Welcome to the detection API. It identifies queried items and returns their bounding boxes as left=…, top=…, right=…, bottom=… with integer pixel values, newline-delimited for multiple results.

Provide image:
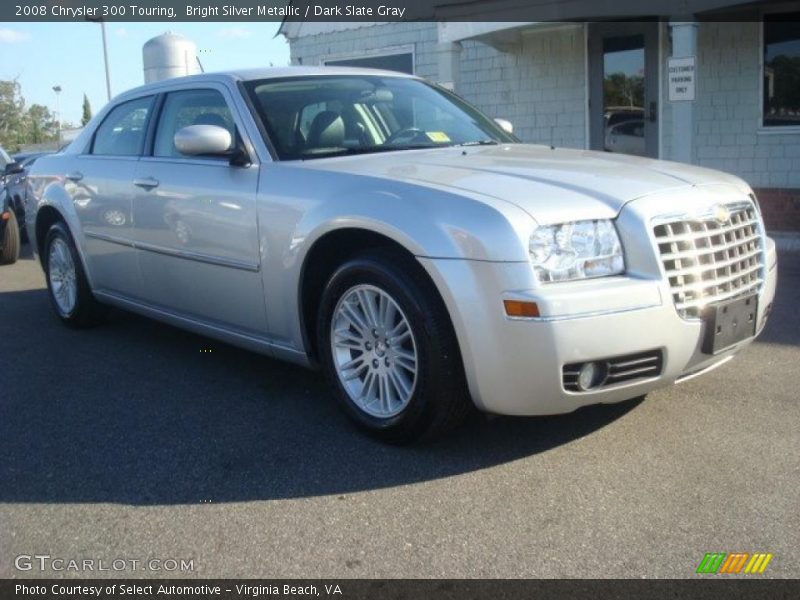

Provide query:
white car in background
left=605, top=119, right=646, bottom=156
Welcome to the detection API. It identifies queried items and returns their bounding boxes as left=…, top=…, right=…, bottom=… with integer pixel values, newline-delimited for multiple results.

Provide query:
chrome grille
left=653, top=202, right=764, bottom=319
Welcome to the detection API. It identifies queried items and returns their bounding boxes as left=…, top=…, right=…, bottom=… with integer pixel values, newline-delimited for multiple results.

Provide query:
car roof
left=116, top=66, right=417, bottom=101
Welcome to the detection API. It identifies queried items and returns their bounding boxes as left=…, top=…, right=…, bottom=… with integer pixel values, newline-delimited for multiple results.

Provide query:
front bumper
left=419, top=236, right=777, bottom=416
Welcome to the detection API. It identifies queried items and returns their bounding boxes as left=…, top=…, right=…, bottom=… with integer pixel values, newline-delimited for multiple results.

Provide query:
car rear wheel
left=0, top=211, right=20, bottom=264
left=44, top=222, right=107, bottom=327
left=317, top=249, right=471, bottom=443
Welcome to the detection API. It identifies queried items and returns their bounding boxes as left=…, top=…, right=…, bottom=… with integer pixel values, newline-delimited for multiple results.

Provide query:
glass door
left=589, top=22, right=659, bottom=158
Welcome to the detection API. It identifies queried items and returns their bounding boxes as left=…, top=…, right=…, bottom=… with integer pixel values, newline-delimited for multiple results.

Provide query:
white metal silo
left=142, top=32, right=200, bottom=84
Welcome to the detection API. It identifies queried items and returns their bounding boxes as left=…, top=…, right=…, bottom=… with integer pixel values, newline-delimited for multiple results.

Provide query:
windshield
left=244, top=75, right=518, bottom=160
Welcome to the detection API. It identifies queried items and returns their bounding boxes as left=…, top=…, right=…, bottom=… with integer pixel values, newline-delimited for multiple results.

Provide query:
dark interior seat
left=306, top=110, right=345, bottom=150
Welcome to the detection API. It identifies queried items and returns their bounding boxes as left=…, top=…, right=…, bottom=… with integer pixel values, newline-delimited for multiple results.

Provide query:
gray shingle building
left=280, top=3, right=800, bottom=231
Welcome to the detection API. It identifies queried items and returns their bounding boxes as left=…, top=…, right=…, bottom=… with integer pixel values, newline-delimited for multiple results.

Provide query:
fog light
left=577, top=361, right=608, bottom=391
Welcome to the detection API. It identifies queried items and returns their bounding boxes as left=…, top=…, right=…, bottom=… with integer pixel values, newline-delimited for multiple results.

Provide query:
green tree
left=81, top=93, right=92, bottom=126
left=0, top=80, right=26, bottom=151
left=603, top=72, right=644, bottom=108
left=0, top=80, right=59, bottom=151
left=26, top=104, right=57, bottom=144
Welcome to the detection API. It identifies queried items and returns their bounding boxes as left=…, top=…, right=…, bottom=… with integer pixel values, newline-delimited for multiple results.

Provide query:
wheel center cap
left=375, top=340, right=388, bottom=357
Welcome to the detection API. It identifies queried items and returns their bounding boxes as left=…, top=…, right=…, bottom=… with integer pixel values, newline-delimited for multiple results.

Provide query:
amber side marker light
left=503, top=299, right=540, bottom=318
left=1, top=211, right=10, bottom=221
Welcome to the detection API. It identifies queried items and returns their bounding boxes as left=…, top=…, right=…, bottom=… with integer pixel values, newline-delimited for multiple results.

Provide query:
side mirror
left=4, top=161, right=24, bottom=176
left=494, top=118, right=514, bottom=135
left=174, top=125, right=233, bottom=156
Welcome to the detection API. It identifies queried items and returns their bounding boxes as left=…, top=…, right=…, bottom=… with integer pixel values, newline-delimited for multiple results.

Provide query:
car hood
left=301, top=144, right=750, bottom=224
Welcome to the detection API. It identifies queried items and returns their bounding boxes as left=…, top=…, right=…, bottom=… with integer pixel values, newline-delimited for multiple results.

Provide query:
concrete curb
left=770, top=232, right=800, bottom=253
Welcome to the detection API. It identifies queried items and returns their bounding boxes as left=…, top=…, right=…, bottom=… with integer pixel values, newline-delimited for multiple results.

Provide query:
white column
left=435, top=41, right=462, bottom=91
left=669, top=21, right=698, bottom=164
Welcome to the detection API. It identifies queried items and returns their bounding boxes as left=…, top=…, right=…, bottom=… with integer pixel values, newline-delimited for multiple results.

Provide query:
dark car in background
left=1, top=146, right=30, bottom=264
left=7, top=152, right=52, bottom=239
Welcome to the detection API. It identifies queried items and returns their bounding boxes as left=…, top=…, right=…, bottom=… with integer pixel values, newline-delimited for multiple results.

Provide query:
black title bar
left=2, top=0, right=784, bottom=22
left=2, top=580, right=800, bottom=600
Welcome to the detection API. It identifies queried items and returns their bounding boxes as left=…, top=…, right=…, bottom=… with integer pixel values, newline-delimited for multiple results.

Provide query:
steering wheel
left=384, top=127, right=427, bottom=145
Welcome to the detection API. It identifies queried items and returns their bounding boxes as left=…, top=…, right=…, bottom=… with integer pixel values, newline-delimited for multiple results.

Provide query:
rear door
left=72, top=95, right=154, bottom=297
left=130, top=85, right=267, bottom=335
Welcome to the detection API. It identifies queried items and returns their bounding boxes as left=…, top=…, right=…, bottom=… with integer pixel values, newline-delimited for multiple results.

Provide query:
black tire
left=10, top=197, right=28, bottom=243
left=317, top=248, right=471, bottom=443
left=0, top=211, right=20, bottom=264
left=43, top=221, right=107, bottom=327
left=16, top=203, right=29, bottom=244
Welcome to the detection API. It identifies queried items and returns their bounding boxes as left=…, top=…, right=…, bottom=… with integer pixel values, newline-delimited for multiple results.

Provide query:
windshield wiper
left=300, top=145, right=443, bottom=159
left=459, top=140, right=499, bottom=147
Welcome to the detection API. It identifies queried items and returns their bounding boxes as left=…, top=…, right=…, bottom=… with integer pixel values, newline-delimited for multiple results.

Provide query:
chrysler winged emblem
left=711, top=204, right=730, bottom=225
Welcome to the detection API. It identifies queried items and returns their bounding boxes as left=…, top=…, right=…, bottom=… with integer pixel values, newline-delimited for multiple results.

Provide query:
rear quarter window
left=91, top=96, right=154, bottom=156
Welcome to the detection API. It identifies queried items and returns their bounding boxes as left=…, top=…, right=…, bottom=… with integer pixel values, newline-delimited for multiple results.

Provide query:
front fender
left=275, top=167, right=536, bottom=264
left=256, top=165, right=535, bottom=354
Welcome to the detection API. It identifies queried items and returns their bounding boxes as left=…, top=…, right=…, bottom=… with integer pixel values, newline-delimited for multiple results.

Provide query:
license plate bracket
left=702, top=294, right=758, bottom=355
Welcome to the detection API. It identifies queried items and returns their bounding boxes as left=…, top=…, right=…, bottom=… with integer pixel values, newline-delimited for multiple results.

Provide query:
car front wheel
left=317, top=249, right=471, bottom=443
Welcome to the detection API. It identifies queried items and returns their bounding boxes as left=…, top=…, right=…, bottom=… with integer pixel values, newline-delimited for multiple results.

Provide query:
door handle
left=65, top=171, right=83, bottom=182
left=649, top=101, right=657, bottom=123
left=133, top=177, right=159, bottom=190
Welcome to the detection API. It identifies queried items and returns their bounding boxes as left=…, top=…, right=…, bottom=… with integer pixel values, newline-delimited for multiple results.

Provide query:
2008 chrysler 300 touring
left=27, top=67, right=778, bottom=442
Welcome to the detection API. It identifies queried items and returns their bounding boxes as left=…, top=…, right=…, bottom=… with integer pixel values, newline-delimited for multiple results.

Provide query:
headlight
left=528, top=219, right=624, bottom=283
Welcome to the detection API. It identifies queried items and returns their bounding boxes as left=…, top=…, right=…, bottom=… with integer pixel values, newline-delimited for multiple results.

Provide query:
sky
left=0, top=22, right=290, bottom=125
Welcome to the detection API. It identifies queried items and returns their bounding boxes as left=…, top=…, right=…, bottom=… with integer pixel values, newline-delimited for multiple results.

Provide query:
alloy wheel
left=330, top=284, right=418, bottom=418
left=48, top=237, right=78, bottom=315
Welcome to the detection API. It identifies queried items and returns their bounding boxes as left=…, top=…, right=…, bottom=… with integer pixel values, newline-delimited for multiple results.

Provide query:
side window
left=763, top=13, right=800, bottom=128
left=92, top=96, right=153, bottom=156
left=154, top=89, right=235, bottom=159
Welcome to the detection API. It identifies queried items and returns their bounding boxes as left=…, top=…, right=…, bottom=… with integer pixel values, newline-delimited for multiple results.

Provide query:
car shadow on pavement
left=0, top=288, right=642, bottom=505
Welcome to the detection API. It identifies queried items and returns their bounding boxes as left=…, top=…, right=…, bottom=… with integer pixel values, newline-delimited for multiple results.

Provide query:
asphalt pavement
left=1, top=244, right=798, bottom=578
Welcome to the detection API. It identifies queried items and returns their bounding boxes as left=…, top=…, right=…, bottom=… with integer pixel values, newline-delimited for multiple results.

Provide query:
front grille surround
left=653, top=201, right=765, bottom=319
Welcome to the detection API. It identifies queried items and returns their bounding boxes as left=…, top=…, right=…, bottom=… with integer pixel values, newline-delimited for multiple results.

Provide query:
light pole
left=86, top=17, right=112, bottom=101
left=52, top=85, right=62, bottom=147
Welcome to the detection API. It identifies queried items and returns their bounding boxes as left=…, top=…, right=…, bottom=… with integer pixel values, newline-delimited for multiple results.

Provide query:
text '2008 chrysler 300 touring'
left=26, top=67, right=778, bottom=442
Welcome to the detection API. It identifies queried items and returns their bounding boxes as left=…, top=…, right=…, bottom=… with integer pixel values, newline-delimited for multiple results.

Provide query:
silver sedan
left=27, top=67, right=777, bottom=442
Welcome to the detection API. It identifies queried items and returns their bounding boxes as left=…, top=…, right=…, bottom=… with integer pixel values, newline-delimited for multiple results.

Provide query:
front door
left=589, top=22, right=659, bottom=158
left=131, top=86, right=267, bottom=335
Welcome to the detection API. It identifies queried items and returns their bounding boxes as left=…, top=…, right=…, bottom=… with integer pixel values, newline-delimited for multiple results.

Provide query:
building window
left=325, top=52, right=414, bottom=75
left=763, top=13, right=800, bottom=128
